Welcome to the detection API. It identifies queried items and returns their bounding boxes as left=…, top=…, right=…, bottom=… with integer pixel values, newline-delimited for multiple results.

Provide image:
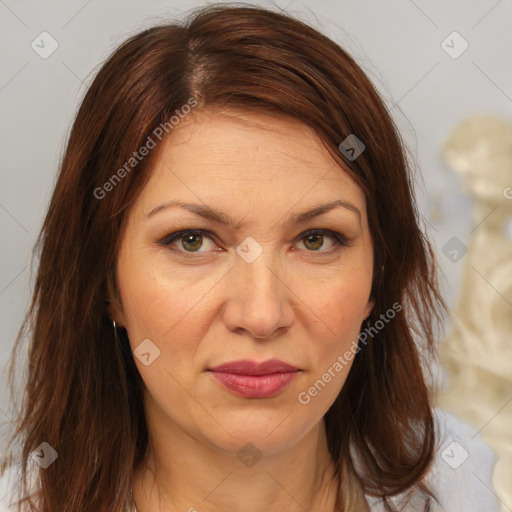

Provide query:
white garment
left=366, top=409, right=503, bottom=511
left=0, top=409, right=502, bottom=512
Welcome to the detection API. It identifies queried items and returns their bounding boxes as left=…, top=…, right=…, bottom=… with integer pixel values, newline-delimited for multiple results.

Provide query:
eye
left=158, top=229, right=219, bottom=255
left=157, top=228, right=348, bottom=257
left=297, top=229, right=348, bottom=254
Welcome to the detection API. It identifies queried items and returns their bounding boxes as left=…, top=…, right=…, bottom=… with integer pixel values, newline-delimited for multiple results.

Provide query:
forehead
left=139, top=108, right=366, bottom=212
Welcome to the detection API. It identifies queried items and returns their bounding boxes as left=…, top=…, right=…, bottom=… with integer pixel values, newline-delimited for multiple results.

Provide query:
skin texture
left=113, top=109, right=375, bottom=512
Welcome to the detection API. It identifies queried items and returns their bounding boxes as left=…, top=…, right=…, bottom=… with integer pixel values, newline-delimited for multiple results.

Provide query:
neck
left=132, top=416, right=338, bottom=512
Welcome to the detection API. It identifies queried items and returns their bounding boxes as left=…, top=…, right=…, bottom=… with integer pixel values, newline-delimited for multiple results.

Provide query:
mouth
left=208, top=359, right=301, bottom=398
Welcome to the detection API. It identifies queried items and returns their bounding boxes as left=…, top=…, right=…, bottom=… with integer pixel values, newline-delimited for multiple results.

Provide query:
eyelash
left=157, top=228, right=348, bottom=258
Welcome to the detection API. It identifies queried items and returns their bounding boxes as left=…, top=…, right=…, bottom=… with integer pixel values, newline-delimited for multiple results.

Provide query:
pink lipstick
left=208, top=359, right=300, bottom=398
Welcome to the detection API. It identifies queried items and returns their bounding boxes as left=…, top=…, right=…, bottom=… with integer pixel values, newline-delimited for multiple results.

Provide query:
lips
left=209, top=359, right=299, bottom=375
left=208, top=359, right=300, bottom=398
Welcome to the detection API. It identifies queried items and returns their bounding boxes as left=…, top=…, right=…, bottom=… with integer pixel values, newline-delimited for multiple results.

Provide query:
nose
left=221, top=250, right=295, bottom=340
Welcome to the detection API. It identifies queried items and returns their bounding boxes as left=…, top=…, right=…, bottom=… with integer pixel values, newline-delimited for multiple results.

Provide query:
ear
left=108, top=299, right=127, bottom=328
left=106, top=269, right=127, bottom=327
left=363, top=297, right=375, bottom=320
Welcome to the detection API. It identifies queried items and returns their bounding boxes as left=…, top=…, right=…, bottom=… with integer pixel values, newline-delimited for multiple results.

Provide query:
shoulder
left=366, top=408, right=502, bottom=511
left=425, top=408, right=502, bottom=511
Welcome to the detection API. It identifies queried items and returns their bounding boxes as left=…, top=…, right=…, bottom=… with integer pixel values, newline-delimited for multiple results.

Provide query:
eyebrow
left=147, top=199, right=361, bottom=228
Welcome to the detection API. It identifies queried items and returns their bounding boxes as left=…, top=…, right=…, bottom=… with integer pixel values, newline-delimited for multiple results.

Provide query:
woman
left=1, top=4, right=501, bottom=511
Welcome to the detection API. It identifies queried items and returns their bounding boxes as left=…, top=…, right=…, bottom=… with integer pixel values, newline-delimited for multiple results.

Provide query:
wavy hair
left=4, top=3, right=445, bottom=511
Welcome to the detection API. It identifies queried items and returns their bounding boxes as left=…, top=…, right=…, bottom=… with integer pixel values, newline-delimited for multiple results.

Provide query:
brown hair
left=4, top=3, right=445, bottom=511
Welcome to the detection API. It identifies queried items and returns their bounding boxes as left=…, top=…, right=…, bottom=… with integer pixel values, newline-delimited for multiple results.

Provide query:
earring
left=112, top=319, right=122, bottom=348
left=112, top=319, right=127, bottom=358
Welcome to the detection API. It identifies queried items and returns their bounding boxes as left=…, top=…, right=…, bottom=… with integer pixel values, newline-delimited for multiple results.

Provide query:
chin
left=201, top=409, right=313, bottom=457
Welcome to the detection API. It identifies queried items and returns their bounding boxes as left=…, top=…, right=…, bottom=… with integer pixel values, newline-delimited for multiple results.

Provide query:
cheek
left=117, top=247, right=201, bottom=337
left=302, top=269, right=372, bottom=338
left=298, top=274, right=371, bottom=394
left=116, top=248, right=223, bottom=384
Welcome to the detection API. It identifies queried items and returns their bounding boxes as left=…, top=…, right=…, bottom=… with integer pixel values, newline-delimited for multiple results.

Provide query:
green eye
left=303, top=233, right=324, bottom=251
left=158, top=228, right=347, bottom=256
left=159, top=230, right=215, bottom=253
left=180, top=233, right=204, bottom=252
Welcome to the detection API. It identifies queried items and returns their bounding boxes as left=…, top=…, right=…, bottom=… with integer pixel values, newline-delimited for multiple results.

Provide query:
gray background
left=1, top=0, right=511, bottom=455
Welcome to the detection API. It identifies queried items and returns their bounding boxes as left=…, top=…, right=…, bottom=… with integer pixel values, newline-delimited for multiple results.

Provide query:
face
left=114, top=108, right=374, bottom=457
